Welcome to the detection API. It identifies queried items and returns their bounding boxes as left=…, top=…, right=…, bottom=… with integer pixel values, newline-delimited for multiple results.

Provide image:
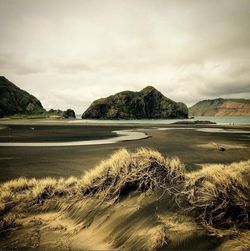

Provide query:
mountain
left=82, top=86, right=188, bottom=119
left=0, top=76, right=45, bottom=117
left=189, top=98, right=250, bottom=116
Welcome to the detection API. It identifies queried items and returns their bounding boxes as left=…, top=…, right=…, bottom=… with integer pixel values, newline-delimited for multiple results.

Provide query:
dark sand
left=0, top=120, right=250, bottom=182
left=0, top=120, right=250, bottom=251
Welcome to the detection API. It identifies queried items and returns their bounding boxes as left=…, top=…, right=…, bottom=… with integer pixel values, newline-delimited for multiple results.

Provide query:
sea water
left=75, top=116, right=250, bottom=125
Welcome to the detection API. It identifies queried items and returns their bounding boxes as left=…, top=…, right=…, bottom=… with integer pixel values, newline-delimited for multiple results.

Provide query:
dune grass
left=183, top=161, right=249, bottom=228
left=0, top=148, right=249, bottom=250
left=81, top=148, right=185, bottom=202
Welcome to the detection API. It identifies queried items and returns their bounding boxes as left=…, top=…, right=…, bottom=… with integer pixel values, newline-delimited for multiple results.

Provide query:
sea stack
left=62, top=109, right=76, bottom=119
left=82, top=86, right=188, bottom=119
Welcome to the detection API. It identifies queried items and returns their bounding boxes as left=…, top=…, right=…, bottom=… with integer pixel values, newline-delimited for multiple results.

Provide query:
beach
left=0, top=119, right=250, bottom=182
left=0, top=118, right=250, bottom=250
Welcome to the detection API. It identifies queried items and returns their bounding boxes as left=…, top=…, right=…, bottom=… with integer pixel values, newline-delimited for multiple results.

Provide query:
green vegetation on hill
left=82, top=86, right=188, bottom=119
left=0, top=77, right=76, bottom=119
left=227, top=98, right=250, bottom=104
left=0, top=76, right=45, bottom=118
left=5, top=109, right=76, bottom=119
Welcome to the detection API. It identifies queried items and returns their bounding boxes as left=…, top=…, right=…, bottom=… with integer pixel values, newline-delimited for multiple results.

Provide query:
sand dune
left=0, top=148, right=249, bottom=250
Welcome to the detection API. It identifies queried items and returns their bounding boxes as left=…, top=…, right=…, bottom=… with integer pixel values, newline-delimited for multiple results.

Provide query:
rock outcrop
left=0, top=76, right=45, bottom=117
left=189, top=98, right=250, bottom=116
left=62, top=109, right=76, bottom=119
left=82, top=86, right=188, bottom=119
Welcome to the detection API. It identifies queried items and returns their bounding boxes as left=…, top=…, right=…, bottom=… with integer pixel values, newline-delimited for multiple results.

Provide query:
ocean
left=75, top=115, right=250, bottom=125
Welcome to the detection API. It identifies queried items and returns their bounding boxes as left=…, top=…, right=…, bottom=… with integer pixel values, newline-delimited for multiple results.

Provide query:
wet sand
left=0, top=120, right=250, bottom=250
left=0, top=120, right=250, bottom=182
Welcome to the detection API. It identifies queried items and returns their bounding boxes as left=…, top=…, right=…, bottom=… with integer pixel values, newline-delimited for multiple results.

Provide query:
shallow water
left=158, top=127, right=250, bottom=133
left=0, top=130, right=148, bottom=147
left=72, top=116, right=250, bottom=125
left=196, top=128, right=250, bottom=133
left=0, top=126, right=249, bottom=147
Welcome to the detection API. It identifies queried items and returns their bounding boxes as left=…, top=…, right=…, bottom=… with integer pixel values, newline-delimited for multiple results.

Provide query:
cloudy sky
left=0, top=0, right=250, bottom=113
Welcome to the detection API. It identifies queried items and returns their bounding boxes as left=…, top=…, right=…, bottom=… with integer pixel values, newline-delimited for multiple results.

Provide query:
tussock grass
left=81, top=148, right=185, bottom=202
left=0, top=148, right=185, bottom=222
left=0, top=148, right=249, bottom=250
left=183, top=161, right=250, bottom=228
left=0, top=214, right=18, bottom=234
left=146, top=224, right=168, bottom=250
left=0, top=176, right=80, bottom=217
left=216, top=231, right=250, bottom=251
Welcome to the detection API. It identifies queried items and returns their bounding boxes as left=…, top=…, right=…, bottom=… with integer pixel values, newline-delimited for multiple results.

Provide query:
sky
left=0, top=0, right=250, bottom=113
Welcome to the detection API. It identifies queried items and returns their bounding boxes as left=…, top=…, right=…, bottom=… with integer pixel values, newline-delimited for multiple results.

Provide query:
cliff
left=189, top=98, right=250, bottom=116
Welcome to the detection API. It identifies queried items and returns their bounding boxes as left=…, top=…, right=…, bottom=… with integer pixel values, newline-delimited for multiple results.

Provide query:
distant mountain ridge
left=189, top=98, right=250, bottom=116
left=0, top=76, right=45, bottom=117
left=82, top=86, right=188, bottom=119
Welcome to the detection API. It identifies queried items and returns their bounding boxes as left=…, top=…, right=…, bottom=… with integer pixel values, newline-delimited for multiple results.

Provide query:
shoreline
left=1, top=115, right=250, bottom=127
left=0, top=121, right=249, bottom=182
left=0, top=126, right=250, bottom=146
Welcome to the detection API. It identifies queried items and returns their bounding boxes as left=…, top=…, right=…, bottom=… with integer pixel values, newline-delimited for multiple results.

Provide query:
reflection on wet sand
left=0, top=130, right=149, bottom=147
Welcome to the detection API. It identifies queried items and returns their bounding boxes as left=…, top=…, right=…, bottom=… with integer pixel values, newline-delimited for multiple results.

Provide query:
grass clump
left=183, top=161, right=250, bottom=228
left=81, top=148, right=185, bottom=202
left=146, top=224, right=168, bottom=250
left=0, top=148, right=249, bottom=250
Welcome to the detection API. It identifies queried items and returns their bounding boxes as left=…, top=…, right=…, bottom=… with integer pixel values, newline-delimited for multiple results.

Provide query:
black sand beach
left=0, top=120, right=250, bottom=182
left=0, top=120, right=250, bottom=250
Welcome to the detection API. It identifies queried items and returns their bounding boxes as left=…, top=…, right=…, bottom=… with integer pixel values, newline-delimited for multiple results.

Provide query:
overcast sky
left=0, top=0, right=250, bottom=113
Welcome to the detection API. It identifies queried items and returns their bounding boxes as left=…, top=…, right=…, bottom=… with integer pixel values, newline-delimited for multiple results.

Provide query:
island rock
left=82, top=86, right=188, bottom=119
left=62, top=109, right=76, bottom=119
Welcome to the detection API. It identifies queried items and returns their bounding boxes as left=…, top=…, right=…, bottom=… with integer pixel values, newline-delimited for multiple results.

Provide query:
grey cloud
left=53, top=60, right=95, bottom=73
left=201, top=82, right=250, bottom=96
left=0, top=0, right=250, bottom=112
left=0, top=54, right=43, bottom=75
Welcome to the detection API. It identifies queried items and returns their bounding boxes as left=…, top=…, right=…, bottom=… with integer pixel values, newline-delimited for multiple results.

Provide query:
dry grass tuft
left=0, top=148, right=249, bottom=250
left=0, top=214, right=18, bottom=234
left=216, top=230, right=250, bottom=251
left=80, top=148, right=185, bottom=201
left=146, top=224, right=168, bottom=251
left=0, top=148, right=185, bottom=233
left=183, top=161, right=250, bottom=227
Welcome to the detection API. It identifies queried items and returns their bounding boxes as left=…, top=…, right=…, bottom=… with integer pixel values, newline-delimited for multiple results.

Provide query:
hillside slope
left=189, top=98, right=250, bottom=116
left=0, top=76, right=45, bottom=117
